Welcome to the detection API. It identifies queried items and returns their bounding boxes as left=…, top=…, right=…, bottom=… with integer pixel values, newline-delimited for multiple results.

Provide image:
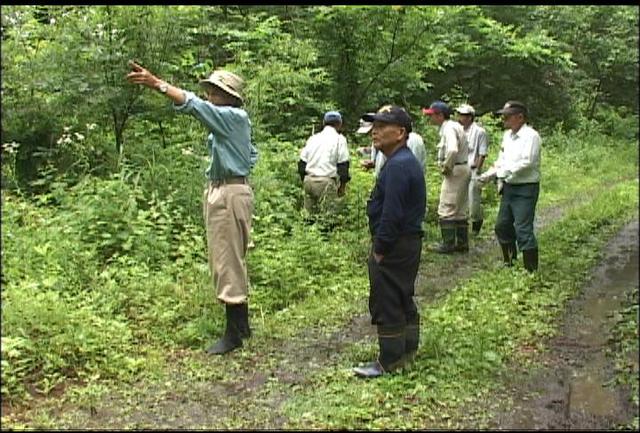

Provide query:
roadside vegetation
left=1, top=5, right=638, bottom=429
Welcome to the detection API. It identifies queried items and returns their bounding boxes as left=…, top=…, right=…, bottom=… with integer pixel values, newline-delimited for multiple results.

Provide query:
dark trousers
left=495, top=183, right=539, bottom=251
left=367, top=235, right=422, bottom=327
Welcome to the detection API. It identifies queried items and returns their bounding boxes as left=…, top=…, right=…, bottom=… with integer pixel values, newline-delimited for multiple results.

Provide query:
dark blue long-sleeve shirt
left=367, top=146, right=426, bottom=255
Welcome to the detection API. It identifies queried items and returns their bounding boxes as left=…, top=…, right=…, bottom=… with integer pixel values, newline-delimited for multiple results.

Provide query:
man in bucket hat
left=478, top=100, right=541, bottom=272
left=353, top=105, right=425, bottom=378
left=127, top=61, right=258, bottom=354
left=423, top=100, right=471, bottom=253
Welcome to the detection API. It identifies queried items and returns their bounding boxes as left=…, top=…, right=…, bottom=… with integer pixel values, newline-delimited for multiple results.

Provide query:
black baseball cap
left=495, top=100, right=528, bottom=116
left=362, top=105, right=412, bottom=134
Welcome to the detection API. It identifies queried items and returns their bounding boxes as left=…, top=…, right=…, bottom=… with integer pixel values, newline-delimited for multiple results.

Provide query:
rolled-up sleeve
left=441, top=124, right=459, bottom=171
left=478, top=129, right=489, bottom=156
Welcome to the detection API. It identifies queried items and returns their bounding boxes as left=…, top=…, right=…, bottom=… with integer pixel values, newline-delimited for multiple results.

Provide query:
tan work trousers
left=468, top=168, right=484, bottom=222
left=303, top=176, right=338, bottom=214
left=438, top=164, right=471, bottom=221
left=203, top=182, right=254, bottom=304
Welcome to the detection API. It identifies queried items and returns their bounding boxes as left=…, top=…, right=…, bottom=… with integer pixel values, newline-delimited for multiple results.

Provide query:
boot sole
left=206, top=339, right=243, bottom=355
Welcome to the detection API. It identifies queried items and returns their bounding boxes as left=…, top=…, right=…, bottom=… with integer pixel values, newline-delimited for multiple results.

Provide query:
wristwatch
left=158, top=82, right=169, bottom=94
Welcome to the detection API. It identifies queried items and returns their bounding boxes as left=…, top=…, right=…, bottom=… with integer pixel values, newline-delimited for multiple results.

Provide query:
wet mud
left=489, top=219, right=639, bottom=430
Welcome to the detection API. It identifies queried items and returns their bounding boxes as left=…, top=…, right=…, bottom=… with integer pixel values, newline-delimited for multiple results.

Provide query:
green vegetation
left=280, top=179, right=638, bottom=429
left=1, top=5, right=638, bottom=429
left=609, top=285, right=640, bottom=431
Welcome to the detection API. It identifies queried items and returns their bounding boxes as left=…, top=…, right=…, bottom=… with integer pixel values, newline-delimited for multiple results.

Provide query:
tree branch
left=354, top=17, right=431, bottom=109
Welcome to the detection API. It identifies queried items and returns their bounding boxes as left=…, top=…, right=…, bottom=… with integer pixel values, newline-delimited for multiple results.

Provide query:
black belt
left=210, top=176, right=247, bottom=187
left=455, top=161, right=468, bottom=165
left=505, top=182, right=539, bottom=187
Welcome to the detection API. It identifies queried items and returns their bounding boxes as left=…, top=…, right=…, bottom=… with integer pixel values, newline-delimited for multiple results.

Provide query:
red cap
left=422, top=101, right=451, bottom=116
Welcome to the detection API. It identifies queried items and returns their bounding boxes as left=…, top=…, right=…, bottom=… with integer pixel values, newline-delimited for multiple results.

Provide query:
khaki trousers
left=203, top=182, right=254, bottom=304
left=303, top=176, right=338, bottom=214
left=438, top=164, right=471, bottom=221
left=468, top=168, right=483, bottom=222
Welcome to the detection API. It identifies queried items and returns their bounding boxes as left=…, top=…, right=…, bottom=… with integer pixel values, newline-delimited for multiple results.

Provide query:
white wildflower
left=2, top=141, right=20, bottom=153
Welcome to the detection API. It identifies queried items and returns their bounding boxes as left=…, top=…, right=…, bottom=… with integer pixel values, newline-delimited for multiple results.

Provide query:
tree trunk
left=113, top=111, right=123, bottom=155
left=588, top=79, right=602, bottom=120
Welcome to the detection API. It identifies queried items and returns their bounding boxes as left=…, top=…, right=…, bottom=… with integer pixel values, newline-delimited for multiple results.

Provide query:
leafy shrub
left=60, top=173, right=176, bottom=268
left=1, top=193, right=98, bottom=296
left=1, top=283, right=139, bottom=401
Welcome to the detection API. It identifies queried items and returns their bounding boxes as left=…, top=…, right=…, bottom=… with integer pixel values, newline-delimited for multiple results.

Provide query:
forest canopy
left=1, top=5, right=638, bottom=192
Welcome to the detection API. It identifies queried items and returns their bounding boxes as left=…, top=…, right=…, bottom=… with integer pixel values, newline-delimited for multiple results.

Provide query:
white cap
left=455, top=103, right=475, bottom=115
left=356, top=119, right=373, bottom=134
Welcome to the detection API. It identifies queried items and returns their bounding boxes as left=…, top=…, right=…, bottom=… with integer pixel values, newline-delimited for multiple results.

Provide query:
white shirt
left=463, top=122, right=488, bottom=168
left=494, top=124, right=541, bottom=184
left=371, top=146, right=386, bottom=178
left=407, top=132, right=426, bottom=171
left=437, top=120, right=468, bottom=169
left=300, top=126, right=349, bottom=178
left=371, top=132, right=426, bottom=178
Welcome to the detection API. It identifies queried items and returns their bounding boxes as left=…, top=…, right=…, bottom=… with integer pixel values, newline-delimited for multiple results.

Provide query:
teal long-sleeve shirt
left=173, top=91, right=258, bottom=181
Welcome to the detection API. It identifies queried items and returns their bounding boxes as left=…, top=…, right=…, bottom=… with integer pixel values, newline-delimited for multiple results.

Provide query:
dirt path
left=7, top=192, right=635, bottom=429
left=486, top=218, right=639, bottom=430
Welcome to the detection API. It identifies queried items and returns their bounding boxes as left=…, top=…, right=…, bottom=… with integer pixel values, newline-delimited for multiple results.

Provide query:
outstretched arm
left=126, top=60, right=186, bottom=105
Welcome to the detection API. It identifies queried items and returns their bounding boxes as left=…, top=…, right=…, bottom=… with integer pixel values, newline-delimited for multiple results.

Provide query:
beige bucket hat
left=199, top=70, right=244, bottom=102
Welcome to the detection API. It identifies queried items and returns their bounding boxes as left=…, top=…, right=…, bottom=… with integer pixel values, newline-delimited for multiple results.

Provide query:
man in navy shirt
left=353, top=105, right=426, bottom=378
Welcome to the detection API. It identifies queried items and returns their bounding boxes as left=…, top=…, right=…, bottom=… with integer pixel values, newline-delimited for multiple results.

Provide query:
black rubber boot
left=353, top=326, right=406, bottom=378
left=405, top=315, right=420, bottom=363
left=433, top=220, right=456, bottom=254
left=523, top=248, right=538, bottom=272
left=207, top=304, right=243, bottom=355
left=472, top=220, right=483, bottom=236
left=238, top=303, right=251, bottom=339
left=500, top=242, right=517, bottom=267
left=454, top=220, right=469, bottom=253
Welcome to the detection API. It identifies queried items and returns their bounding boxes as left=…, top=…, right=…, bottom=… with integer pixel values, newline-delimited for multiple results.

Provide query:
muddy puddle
left=491, top=219, right=639, bottom=430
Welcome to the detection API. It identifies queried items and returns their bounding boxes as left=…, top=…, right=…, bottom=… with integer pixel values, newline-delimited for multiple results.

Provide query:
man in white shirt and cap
left=298, top=111, right=351, bottom=219
left=478, top=101, right=541, bottom=272
left=455, top=103, right=489, bottom=236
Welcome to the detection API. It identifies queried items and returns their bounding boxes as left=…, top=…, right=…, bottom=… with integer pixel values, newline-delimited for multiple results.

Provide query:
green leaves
left=1, top=5, right=638, bottom=427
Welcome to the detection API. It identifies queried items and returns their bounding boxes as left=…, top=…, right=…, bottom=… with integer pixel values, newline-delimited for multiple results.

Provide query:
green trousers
left=494, top=182, right=539, bottom=251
